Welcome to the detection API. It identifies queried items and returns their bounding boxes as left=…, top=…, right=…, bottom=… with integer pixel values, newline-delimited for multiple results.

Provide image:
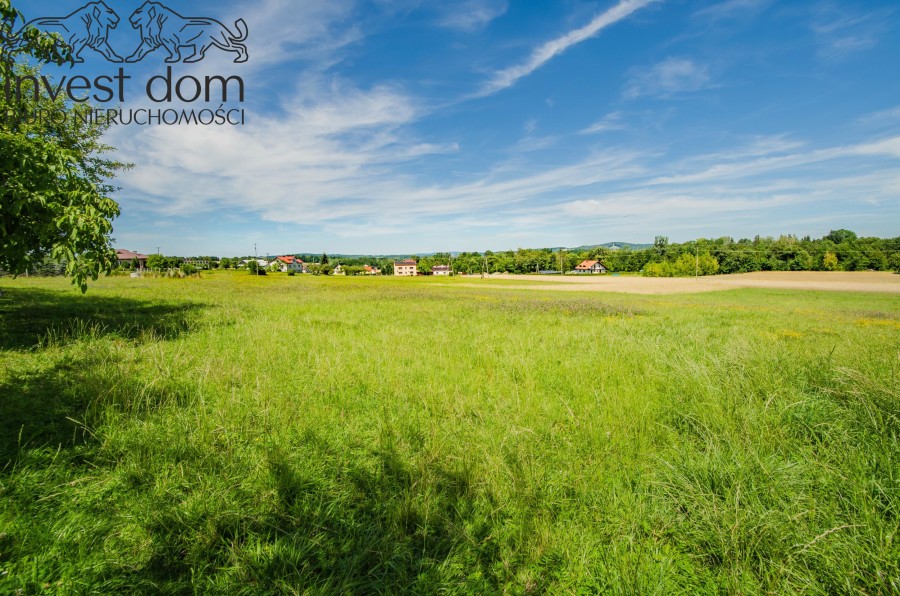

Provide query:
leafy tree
left=703, top=254, right=719, bottom=275
left=719, top=250, right=758, bottom=274
left=653, top=236, right=669, bottom=259
left=146, top=254, right=165, bottom=270
left=824, top=229, right=857, bottom=244
left=789, top=250, right=813, bottom=271
left=321, top=253, right=329, bottom=265
left=671, top=254, right=696, bottom=277
left=643, top=262, right=670, bottom=277
left=823, top=252, right=840, bottom=271
left=890, top=252, right=900, bottom=274
left=1, top=0, right=128, bottom=292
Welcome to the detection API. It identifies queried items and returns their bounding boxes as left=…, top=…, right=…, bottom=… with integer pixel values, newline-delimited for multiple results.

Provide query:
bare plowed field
left=453, top=271, right=900, bottom=294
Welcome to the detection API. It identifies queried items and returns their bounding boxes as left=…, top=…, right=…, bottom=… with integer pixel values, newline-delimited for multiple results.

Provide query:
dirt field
left=451, top=271, right=900, bottom=295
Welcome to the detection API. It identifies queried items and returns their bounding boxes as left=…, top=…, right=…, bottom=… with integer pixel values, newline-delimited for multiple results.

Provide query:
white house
left=575, top=260, right=608, bottom=274
left=273, top=256, right=308, bottom=273
left=240, top=259, right=271, bottom=269
left=394, top=260, right=417, bottom=276
left=432, top=265, right=452, bottom=276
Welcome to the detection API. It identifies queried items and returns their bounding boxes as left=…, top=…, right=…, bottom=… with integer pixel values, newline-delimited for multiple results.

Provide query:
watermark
left=2, top=1, right=249, bottom=126
left=124, top=2, right=248, bottom=64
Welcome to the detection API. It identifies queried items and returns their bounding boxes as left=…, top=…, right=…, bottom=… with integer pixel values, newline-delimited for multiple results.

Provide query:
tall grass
left=0, top=272, right=897, bottom=593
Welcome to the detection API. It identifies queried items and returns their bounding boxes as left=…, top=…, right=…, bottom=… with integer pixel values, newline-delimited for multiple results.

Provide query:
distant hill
left=282, top=243, right=653, bottom=261
left=569, top=242, right=653, bottom=252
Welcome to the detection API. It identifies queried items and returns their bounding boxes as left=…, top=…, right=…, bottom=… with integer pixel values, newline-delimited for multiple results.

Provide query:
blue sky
left=28, top=0, right=900, bottom=256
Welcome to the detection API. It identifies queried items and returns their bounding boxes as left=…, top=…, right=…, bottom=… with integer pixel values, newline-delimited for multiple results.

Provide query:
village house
left=432, top=265, right=452, bottom=276
left=273, top=256, right=308, bottom=273
left=575, top=260, right=609, bottom=274
left=394, top=260, right=417, bottom=276
left=116, top=249, right=149, bottom=269
left=363, top=265, right=381, bottom=275
left=239, top=259, right=270, bottom=269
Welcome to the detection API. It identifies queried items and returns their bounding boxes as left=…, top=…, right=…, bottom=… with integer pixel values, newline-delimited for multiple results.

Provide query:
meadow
left=0, top=271, right=897, bottom=594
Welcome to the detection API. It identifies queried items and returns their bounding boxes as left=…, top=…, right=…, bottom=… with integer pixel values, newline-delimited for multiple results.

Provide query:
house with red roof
left=575, top=260, right=608, bottom=274
left=116, top=249, right=149, bottom=269
left=273, top=256, right=308, bottom=273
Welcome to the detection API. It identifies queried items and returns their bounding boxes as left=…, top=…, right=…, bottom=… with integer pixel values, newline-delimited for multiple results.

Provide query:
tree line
left=413, top=232, right=899, bottom=276
left=112, top=231, right=899, bottom=279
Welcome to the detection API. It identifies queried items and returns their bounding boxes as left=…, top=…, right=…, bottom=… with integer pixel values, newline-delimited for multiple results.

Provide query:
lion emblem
left=126, top=2, right=248, bottom=64
left=15, top=1, right=124, bottom=63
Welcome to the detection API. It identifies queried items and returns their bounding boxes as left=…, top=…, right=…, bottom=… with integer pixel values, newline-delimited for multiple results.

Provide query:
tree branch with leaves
left=1, top=0, right=128, bottom=292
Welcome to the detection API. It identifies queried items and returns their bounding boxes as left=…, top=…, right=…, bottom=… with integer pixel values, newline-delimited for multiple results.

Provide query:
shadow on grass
left=132, top=438, right=508, bottom=593
left=0, top=360, right=92, bottom=470
left=0, top=286, right=205, bottom=468
left=0, top=286, right=204, bottom=351
left=0, top=288, right=522, bottom=592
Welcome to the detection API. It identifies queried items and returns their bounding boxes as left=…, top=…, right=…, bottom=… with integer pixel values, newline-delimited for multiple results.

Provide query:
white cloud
left=438, top=0, right=508, bottom=32
left=237, top=0, right=361, bottom=68
left=623, top=57, right=711, bottom=99
left=811, top=3, right=890, bottom=60
left=693, top=0, right=772, bottom=22
left=512, top=135, right=558, bottom=153
left=113, top=100, right=647, bottom=227
left=647, top=136, right=900, bottom=186
left=858, top=106, right=900, bottom=126
left=477, top=0, right=658, bottom=97
left=581, top=111, right=627, bottom=135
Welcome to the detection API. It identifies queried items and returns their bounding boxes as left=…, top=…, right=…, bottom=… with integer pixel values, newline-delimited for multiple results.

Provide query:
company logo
left=3, top=2, right=250, bottom=128
left=14, top=1, right=125, bottom=63
left=125, top=2, right=248, bottom=64
left=12, top=1, right=248, bottom=64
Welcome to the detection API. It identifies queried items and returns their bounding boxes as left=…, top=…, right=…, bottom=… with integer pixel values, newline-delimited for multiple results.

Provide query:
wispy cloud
left=811, top=3, right=891, bottom=60
left=437, top=0, right=508, bottom=32
left=623, top=57, right=711, bottom=99
left=648, top=136, right=900, bottom=186
left=239, top=0, right=361, bottom=68
left=858, top=106, right=900, bottom=127
left=693, top=0, right=772, bottom=22
left=581, top=111, right=627, bottom=135
left=542, top=136, right=900, bottom=237
left=477, top=0, right=658, bottom=97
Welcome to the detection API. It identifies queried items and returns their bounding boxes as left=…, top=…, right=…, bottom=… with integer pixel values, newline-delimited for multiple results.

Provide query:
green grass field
left=0, top=272, right=897, bottom=594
